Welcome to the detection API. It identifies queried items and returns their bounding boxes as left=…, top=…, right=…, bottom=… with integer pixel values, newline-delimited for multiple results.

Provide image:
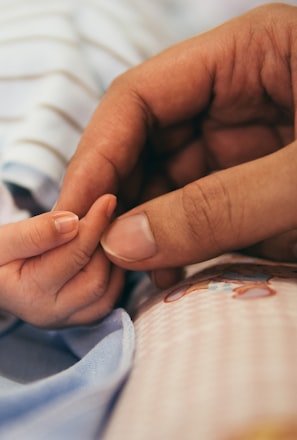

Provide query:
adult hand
left=56, top=3, right=297, bottom=287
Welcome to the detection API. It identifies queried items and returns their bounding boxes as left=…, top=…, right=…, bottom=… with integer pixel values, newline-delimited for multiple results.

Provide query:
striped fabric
left=2, top=0, right=295, bottom=213
left=0, top=0, right=177, bottom=210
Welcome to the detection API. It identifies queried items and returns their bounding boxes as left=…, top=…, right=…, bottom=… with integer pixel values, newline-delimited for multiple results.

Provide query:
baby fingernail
left=53, top=213, right=79, bottom=233
left=102, top=213, right=157, bottom=262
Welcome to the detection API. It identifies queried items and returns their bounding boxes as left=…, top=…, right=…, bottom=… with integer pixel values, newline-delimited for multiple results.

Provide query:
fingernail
left=102, top=213, right=157, bottom=262
left=106, top=195, right=117, bottom=219
left=53, top=213, right=79, bottom=233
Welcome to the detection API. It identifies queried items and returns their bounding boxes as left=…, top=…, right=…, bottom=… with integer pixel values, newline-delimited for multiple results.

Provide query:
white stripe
left=0, top=14, right=73, bottom=40
left=0, top=1, right=70, bottom=22
left=0, top=71, right=101, bottom=99
left=0, top=75, right=99, bottom=123
left=0, top=42, right=93, bottom=77
left=0, top=0, right=177, bottom=212
left=2, top=106, right=81, bottom=162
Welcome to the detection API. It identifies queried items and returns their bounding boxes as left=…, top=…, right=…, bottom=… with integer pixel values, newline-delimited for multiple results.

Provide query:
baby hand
left=0, top=195, right=124, bottom=328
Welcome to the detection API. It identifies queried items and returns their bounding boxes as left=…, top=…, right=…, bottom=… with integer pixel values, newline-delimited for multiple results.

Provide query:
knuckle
left=87, top=275, right=108, bottom=301
left=72, top=247, right=92, bottom=269
left=181, top=174, right=236, bottom=255
left=20, top=224, right=43, bottom=253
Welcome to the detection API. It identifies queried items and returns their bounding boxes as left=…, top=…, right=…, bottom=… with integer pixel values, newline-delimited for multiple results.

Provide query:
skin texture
left=55, top=4, right=297, bottom=288
left=0, top=195, right=124, bottom=328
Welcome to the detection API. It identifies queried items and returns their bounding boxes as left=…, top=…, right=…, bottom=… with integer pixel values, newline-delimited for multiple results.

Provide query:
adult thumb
left=101, top=142, right=297, bottom=271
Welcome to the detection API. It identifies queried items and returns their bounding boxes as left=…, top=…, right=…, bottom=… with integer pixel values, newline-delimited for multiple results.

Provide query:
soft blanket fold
left=0, top=308, right=134, bottom=440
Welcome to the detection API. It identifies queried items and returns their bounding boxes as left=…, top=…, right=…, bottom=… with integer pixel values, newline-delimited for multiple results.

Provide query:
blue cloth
left=0, top=308, right=134, bottom=439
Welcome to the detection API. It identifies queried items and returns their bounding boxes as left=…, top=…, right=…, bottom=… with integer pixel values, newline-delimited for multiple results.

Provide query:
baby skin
left=0, top=194, right=124, bottom=328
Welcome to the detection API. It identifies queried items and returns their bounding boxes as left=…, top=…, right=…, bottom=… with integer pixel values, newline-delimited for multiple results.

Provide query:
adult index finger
left=55, top=30, right=216, bottom=216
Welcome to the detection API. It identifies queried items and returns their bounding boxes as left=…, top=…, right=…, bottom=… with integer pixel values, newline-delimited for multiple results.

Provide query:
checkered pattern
left=103, top=255, right=297, bottom=440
